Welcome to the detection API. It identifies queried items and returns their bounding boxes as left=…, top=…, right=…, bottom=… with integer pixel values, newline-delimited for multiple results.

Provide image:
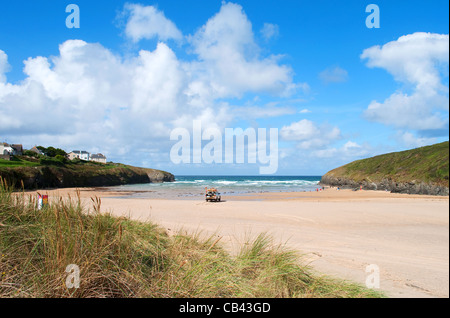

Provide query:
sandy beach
left=28, top=187, right=449, bottom=298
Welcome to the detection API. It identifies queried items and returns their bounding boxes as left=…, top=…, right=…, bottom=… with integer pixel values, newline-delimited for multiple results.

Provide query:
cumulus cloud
left=396, top=131, right=438, bottom=148
left=0, top=2, right=304, bottom=168
left=312, top=141, right=370, bottom=159
left=232, top=105, right=296, bottom=118
left=122, top=3, right=182, bottom=42
left=0, top=40, right=186, bottom=144
left=280, top=119, right=341, bottom=149
left=187, top=2, right=304, bottom=99
left=319, top=66, right=348, bottom=84
left=361, top=32, right=449, bottom=134
left=0, top=50, right=9, bottom=83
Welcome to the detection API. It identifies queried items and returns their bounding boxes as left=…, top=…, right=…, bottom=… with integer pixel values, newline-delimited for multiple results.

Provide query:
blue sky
left=0, top=0, right=448, bottom=175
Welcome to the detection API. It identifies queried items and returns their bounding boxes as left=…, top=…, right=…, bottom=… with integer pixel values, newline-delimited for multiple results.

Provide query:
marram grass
left=0, top=178, right=384, bottom=298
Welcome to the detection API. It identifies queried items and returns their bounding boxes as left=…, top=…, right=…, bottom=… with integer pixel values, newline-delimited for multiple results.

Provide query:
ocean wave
left=213, top=181, right=238, bottom=185
left=110, top=177, right=322, bottom=197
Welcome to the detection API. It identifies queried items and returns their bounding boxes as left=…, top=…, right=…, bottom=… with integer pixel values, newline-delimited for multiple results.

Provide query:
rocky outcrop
left=320, top=175, right=449, bottom=196
left=1, top=165, right=175, bottom=190
left=143, top=169, right=175, bottom=183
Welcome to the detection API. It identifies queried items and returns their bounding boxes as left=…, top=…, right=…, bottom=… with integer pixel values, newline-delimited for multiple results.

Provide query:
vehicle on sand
left=205, top=188, right=221, bottom=202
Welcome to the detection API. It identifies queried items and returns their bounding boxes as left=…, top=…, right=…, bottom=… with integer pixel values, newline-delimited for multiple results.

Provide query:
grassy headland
left=321, top=141, right=449, bottom=195
left=0, top=155, right=174, bottom=189
left=0, top=179, right=383, bottom=298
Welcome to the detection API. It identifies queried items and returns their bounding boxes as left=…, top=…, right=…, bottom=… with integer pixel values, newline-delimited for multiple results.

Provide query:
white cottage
left=68, top=150, right=90, bottom=161
left=0, top=143, right=13, bottom=155
left=90, top=153, right=107, bottom=164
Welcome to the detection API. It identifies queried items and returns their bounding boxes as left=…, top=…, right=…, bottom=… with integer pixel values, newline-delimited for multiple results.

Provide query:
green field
left=0, top=157, right=41, bottom=168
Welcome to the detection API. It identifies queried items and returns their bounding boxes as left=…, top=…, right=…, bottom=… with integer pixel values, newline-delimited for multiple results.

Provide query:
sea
left=103, top=175, right=322, bottom=199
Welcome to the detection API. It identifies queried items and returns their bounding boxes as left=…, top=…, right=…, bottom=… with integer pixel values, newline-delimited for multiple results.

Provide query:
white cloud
left=312, top=141, right=370, bottom=159
left=299, top=108, right=311, bottom=114
left=232, top=105, right=296, bottom=118
left=0, top=40, right=194, bottom=160
left=0, top=3, right=305, bottom=168
left=364, top=91, right=448, bottom=131
left=280, top=119, right=341, bottom=149
left=319, top=66, right=348, bottom=83
left=280, top=119, right=319, bottom=141
left=361, top=32, right=449, bottom=133
left=260, top=23, right=279, bottom=40
left=396, top=131, right=437, bottom=148
left=362, top=33, right=448, bottom=90
left=122, top=3, right=182, bottom=42
left=187, top=2, right=303, bottom=99
left=0, top=50, right=9, bottom=83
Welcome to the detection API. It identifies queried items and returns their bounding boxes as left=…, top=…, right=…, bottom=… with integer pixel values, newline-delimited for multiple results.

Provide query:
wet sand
left=26, top=187, right=449, bottom=298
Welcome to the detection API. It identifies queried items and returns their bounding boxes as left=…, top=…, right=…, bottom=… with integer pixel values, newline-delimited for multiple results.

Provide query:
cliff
left=0, top=160, right=175, bottom=189
left=320, top=141, right=449, bottom=196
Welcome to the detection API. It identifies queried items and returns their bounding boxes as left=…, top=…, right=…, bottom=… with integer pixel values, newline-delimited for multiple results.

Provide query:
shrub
left=37, top=146, right=67, bottom=158
left=55, top=155, right=68, bottom=164
left=23, top=150, right=39, bottom=158
left=39, top=157, right=64, bottom=166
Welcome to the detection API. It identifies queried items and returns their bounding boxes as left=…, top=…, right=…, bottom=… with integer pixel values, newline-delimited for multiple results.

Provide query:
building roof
left=30, top=146, right=43, bottom=154
left=91, top=153, right=106, bottom=159
left=71, top=150, right=90, bottom=154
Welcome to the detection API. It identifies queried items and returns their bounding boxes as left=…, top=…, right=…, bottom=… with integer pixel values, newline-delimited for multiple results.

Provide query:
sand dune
left=29, top=188, right=449, bottom=298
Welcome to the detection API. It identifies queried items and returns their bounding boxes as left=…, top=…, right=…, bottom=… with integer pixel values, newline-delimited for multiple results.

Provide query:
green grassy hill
left=321, top=141, right=449, bottom=195
left=0, top=156, right=174, bottom=189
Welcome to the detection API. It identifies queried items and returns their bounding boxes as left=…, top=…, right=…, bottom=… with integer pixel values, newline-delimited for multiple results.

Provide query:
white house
left=68, top=150, right=90, bottom=161
left=90, top=153, right=107, bottom=164
left=0, top=143, right=13, bottom=155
